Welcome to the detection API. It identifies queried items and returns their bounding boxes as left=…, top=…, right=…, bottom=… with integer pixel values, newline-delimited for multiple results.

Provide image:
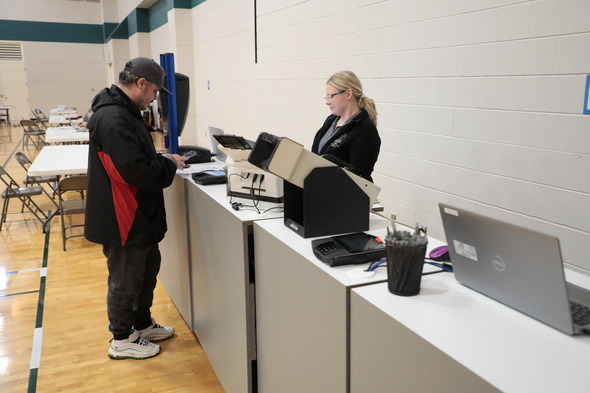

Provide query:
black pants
left=103, top=244, right=161, bottom=340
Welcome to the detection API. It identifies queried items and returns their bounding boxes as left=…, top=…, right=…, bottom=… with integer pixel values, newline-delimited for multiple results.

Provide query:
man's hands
left=163, top=154, right=189, bottom=170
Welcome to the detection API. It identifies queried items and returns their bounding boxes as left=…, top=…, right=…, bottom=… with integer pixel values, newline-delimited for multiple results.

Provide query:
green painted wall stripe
left=0, top=0, right=207, bottom=44
left=103, top=22, right=119, bottom=39
left=110, top=19, right=129, bottom=40
left=0, top=19, right=104, bottom=44
left=149, top=1, right=170, bottom=31
left=175, top=0, right=191, bottom=8
left=190, top=0, right=208, bottom=7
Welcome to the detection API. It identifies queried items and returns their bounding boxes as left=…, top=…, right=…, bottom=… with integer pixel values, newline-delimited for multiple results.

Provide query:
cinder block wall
left=189, top=0, right=590, bottom=272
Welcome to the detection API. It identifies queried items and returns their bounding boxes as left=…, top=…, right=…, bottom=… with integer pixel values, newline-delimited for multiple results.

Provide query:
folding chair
left=57, top=175, right=87, bottom=250
left=0, top=164, right=48, bottom=230
left=20, top=119, right=45, bottom=149
left=31, top=108, right=49, bottom=129
left=83, top=108, right=93, bottom=121
left=15, top=152, right=59, bottom=207
left=0, top=109, right=8, bottom=128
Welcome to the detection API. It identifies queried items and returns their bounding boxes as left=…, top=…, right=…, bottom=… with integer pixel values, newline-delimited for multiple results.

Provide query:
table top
left=28, top=145, right=88, bottom=176
left=0, top=105, right=15, bottom=110
left=352, top=269, right=590, bottom=393
left=45, top=126, right=89, bottom=144
left=48, top=115, right=84, bottom=126
left=50, top=108, right=77, bottom=115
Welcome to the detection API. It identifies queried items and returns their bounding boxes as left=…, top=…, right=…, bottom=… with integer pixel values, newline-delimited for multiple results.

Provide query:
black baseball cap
left=124, top=57, right=172, bottom=95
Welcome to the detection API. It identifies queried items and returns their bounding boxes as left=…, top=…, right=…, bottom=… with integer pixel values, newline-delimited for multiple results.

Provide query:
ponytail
left=358, top=95, right=377, bottom=126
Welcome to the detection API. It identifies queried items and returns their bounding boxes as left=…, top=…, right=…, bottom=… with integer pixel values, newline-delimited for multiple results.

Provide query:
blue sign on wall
left=584, top=75, right=590, bottom=115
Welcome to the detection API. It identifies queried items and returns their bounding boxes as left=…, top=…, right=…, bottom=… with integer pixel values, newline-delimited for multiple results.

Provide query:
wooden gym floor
left=0, top=124, right=225, bottom=392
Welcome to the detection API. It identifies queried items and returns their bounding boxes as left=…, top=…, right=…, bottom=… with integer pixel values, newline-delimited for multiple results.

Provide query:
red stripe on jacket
left=97, top=151, right=138, bottom=245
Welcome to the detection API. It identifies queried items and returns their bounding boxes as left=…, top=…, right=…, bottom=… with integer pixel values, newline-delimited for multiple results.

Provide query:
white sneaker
left=108, top=330, right=160, bottom=360
left=137, top=318, right=175, bottom=342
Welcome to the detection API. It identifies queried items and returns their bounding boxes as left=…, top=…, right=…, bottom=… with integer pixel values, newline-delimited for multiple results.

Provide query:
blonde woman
left=311, top=70, right=381, bottom=182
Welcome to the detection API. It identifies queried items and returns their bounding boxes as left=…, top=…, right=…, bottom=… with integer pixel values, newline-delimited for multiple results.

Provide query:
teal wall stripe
left=148, top=0, right=170, bottom=31
left=103, top=22, right=119, bottom=39
left=175, top=0, right=192, bottom=8
left=110, top=19, right=129, bottom=40
left=190, top=0, right=208, bottom=7
left=0, top=19, right=104, bottom=44
left=0, top=0, right=207, bottom=44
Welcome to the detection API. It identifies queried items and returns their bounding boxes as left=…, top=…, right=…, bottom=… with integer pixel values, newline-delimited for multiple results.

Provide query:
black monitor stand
left=284, top=166, right=370, bottom=238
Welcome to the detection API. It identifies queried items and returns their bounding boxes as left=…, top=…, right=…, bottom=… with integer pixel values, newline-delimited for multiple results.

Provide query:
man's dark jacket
left=311, top=108, right=380, bottom=182
left=84, top=85, right=177, bottom=246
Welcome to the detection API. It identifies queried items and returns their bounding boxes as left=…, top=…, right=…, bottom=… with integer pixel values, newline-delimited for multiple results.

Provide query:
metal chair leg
left=0, top=196, right=9, bottom=230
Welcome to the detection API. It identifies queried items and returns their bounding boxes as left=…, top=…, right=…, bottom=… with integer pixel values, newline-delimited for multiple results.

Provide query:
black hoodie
left=84, top=85, right=177, bottom=246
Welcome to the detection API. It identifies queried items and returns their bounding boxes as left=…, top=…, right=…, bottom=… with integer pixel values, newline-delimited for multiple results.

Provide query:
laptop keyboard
left=570, top=301, right=590, bottom=326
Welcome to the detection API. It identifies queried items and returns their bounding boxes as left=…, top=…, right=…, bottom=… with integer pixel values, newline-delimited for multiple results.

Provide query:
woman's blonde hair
left=327, top=70, right=377, bottom=125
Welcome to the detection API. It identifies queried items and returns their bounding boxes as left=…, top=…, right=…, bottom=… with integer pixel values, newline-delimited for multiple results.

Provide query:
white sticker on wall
left=444, top=207, right=459, bottom=216
left=453, top=240, right=478, bottom=261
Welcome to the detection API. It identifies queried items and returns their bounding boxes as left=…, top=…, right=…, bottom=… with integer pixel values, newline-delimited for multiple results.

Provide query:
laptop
left=439, top=203, right=590, bottom=335
left=208, top=126, right=227, bottom=162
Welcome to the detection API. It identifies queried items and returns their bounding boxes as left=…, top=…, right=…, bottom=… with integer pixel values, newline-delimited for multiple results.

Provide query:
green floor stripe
left=35, top=277, right=46, bottom=328
left=27, top=216, right=51, bottom=393
left=42, top=213, right=51, bottom=268
left=28, top=368, right=38, bottom=393
left=0, top=290, right=40, bottom=297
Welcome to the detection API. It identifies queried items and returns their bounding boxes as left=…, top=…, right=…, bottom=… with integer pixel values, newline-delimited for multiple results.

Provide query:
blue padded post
left=160, top=53, right=178, bottom=154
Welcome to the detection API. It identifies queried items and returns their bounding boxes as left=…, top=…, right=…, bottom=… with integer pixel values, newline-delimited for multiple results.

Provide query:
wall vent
left=0, top=42, right=23, bottom=62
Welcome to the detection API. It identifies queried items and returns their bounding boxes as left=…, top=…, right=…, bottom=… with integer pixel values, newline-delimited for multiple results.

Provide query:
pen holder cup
left=387, top=243, right=427, bottom=296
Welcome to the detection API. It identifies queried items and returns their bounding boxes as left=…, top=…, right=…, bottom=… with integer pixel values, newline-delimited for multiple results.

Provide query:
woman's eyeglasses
left=325, top=90, right=346, bottom=101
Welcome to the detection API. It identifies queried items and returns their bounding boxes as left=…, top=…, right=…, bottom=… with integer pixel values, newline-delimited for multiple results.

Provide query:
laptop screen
left=208, top=126, right=226, bottom=162
left=438, top=203, right=575, bottom=334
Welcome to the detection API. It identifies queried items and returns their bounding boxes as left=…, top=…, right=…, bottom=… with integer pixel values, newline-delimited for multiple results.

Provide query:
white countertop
left=352, top=269, right=590, bottom=393
left=178, top=160, right=285, bottom=222
left=254, top=215, right=447, bottom=287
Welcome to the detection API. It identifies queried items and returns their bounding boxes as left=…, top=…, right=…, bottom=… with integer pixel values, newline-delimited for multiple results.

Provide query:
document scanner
left=214, top=134, right=283, bottom=203
left=248, top=132, right=381, bottom=238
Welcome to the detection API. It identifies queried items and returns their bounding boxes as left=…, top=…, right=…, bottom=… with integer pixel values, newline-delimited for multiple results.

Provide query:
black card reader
left=312, top=232, right=386, bottom=267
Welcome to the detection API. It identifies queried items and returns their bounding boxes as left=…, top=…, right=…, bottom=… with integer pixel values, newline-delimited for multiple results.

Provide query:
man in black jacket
left=85, top=57, right=187, bottom=359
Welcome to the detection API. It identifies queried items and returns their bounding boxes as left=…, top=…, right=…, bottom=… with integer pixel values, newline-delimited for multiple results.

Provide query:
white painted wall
left=0, top=0, right=103, bottom=24
left=187, top=0, right=590, bottom=273
left=0, top=0, right=153, bottom=116
left=0, top=0, right=109, bottom=116
left=166, top=8, right=196, bottom=144
left=23, top=41, right=106, bottom=115
left=115, top=0, right=148, bottom=22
